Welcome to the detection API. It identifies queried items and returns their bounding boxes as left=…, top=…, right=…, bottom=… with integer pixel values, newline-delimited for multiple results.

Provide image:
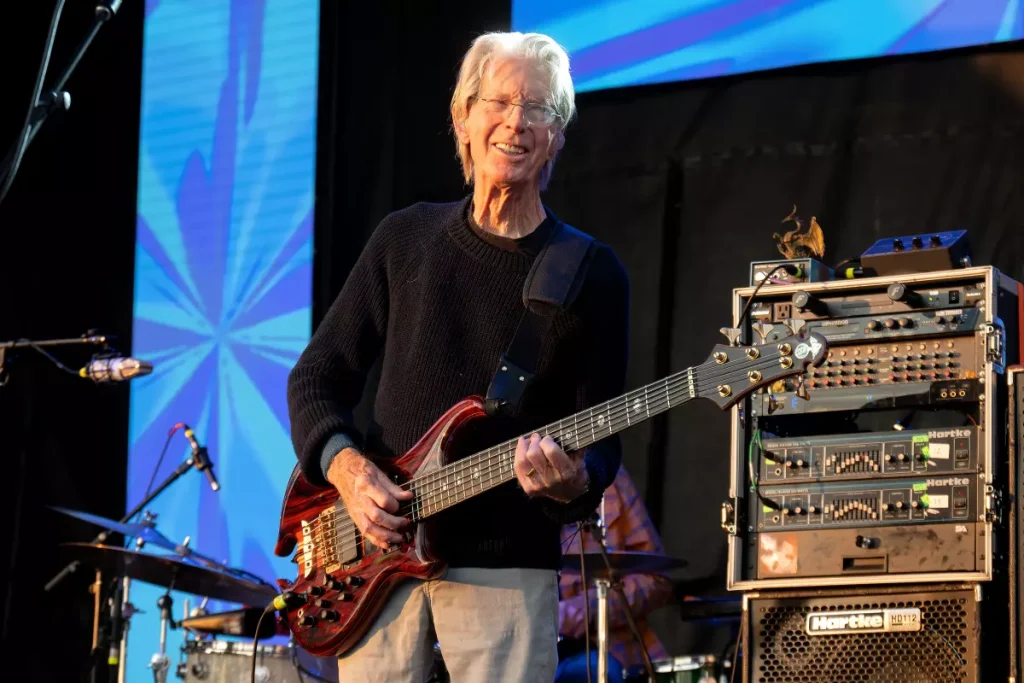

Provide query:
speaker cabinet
left=744, top=584, right=982, bottom=683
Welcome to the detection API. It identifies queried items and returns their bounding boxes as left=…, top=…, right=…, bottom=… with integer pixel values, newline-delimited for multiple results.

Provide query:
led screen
left=128, top=1, right=317, bottom=680
left=513, top=0, right=1024, bottom=92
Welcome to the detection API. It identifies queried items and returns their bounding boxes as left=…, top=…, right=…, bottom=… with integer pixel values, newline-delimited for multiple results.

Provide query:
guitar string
left=294, top=353, right=811, bottom=564
left=294, top=376, right=706, bottom=565
left=323, top=349, right=797, bottom=516
left=321, top=350, right=792, bottom=513
left=295, top=351, right=809, bottom=560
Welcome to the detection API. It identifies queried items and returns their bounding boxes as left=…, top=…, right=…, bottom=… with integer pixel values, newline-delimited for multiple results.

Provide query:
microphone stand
left=0, top=334, right=110, bottom=386
left=583, top=514, right=657, bottom=683
left=0, top=2, right=126, bottom=206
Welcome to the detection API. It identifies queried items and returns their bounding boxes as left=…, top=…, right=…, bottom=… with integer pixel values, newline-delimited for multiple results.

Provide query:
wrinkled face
left=457, top=57, right=564, bottom=189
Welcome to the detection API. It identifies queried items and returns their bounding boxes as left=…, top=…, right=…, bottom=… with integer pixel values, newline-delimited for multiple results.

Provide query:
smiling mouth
left=494, top=142, right=527, bottom=155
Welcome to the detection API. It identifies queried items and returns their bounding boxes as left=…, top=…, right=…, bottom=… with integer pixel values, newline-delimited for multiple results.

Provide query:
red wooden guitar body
left=273, top=397, right=487, bottom=657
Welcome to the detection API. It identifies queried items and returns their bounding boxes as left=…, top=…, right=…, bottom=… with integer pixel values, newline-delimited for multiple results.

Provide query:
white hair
left=450, top=32, right=576, bottom=189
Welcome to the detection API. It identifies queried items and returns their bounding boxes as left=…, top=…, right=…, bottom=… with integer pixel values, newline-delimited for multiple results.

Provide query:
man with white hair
left=287, top=31, right=630, bottom=682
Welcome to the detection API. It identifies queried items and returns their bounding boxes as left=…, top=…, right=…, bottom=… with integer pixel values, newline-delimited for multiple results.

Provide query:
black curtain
left=317, top=10, right=1024, bottom=658
left=0, top=3, right=142, bottom=680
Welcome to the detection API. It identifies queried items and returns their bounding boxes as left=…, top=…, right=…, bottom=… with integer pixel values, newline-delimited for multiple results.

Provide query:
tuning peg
left=782, top=318, right=807, bottom=335
left=751, top=322, right=775, bottom=343
left=719, top=327, right=743, bottom=346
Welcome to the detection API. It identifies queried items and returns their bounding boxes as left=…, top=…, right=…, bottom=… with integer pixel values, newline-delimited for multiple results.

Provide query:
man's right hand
left=326, top=447, right=414, bottom=548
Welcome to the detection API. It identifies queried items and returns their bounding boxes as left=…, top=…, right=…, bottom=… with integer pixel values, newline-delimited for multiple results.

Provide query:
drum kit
left=51, top=506, right=337, bottom=683
left=52, top=500, right=732, bottom=683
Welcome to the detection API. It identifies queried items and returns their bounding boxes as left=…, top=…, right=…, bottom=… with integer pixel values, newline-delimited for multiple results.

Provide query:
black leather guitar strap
left=484, top=221, right=595, bottom=417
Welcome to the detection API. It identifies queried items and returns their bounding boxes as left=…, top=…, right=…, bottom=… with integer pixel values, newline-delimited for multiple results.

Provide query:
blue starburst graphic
left=127, top=0, right=317, bottom=678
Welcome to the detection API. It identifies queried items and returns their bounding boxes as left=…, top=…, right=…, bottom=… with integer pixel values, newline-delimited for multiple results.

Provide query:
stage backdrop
left=128, top=0, right=317, bottom=680
left=513, top=0, right=1024, bottom=91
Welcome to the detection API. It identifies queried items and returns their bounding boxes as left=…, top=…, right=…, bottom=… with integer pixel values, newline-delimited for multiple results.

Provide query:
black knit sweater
left=287, top=196, right=629, bottom=569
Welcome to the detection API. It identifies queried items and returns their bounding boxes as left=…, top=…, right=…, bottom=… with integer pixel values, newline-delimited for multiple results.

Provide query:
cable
left=25, top=341, right=80, bottom=376
left=737, top=264, right=799, bottom=330
left=0, top=0, right=67, bottom=206
left=251, top=607, right=274, bottom=683
left=133, top=425, right=184, bottom=523
left=749, top=428, right=781, bottom=511
left=729, top=622, right=742, bottom=683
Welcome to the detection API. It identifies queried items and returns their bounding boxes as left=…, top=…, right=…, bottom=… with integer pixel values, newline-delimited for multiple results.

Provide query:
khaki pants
left=336, top=567, right=559, bottom=682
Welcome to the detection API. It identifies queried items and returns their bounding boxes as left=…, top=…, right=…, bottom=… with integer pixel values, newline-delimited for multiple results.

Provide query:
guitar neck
left=406, top=366, right=700, bottom=521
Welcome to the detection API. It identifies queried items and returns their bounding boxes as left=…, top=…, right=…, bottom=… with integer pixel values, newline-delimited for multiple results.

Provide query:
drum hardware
left=565, top=505, right=688, bottom=683
left=45, top=427, right=225, bottom=683
left=149, top=593, right=175, bottom=683
left=179, top=606, right=280, bottom=639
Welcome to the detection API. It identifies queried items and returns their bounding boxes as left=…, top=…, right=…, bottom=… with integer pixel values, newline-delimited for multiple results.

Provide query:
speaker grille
left=752, top=593, right=976, bottom=683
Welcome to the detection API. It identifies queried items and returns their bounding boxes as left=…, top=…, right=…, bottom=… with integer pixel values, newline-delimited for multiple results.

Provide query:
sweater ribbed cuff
left=320, top=432, right=357, bottom=481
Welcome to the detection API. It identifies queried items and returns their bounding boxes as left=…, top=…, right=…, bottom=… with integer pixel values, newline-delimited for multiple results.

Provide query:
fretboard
left=405, top=366, right=700, bottom=521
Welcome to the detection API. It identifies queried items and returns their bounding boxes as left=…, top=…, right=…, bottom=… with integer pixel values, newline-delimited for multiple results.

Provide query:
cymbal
left=51, top=507, right=178, bottom=552
left=61, top=543, right=278, bottom=606
left=560, top=551, right=687, bottom=577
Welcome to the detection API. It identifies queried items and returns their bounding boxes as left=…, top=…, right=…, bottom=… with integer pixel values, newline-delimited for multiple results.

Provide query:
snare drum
left=625, top=655, right=720, bottom=683
left=180, top=639, right=338, bottom=682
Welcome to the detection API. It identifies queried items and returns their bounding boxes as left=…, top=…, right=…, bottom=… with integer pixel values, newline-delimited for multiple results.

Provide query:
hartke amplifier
left=744, top=584, right=983, bottom=683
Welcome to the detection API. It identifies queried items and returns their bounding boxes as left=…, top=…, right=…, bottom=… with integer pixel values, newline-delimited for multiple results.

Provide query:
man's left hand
left=514, top=433, right=589, bottom=503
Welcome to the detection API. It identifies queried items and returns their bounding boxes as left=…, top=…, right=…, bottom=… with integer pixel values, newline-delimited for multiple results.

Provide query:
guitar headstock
left=698, top=330, right=828, bottom=409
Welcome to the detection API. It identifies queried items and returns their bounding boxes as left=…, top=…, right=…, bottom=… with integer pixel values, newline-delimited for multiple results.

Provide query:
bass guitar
left=273, top=330, right=827, bottom=656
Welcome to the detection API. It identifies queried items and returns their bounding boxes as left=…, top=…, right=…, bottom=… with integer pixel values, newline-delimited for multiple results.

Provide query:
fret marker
left=472, top=468, right=480, bottom=478
left=633, top=399, right=641, bottom=413
left=598, top=415, right=606, bottom=426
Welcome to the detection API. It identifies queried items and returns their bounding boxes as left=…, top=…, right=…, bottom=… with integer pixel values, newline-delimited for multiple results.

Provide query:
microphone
left=79, top=357, right=153, bottom=383
left=182, top=426, right=220, bottom=492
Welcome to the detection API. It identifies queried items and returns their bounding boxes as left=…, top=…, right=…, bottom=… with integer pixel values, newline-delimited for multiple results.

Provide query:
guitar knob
left=319, top=609, right=340, bottom=622
left=344, top=575, right=365, bottom=587
left=298, top=615, right=316, bottom=627
left=314, top=599, right=332, bottom=608
left=307, top=585, right=325, bottom=597
left=337, top=592, right=355, bottom=602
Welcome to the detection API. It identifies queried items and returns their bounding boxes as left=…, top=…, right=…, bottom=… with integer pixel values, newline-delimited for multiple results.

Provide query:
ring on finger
left=525, top=467, right=537, bottom=477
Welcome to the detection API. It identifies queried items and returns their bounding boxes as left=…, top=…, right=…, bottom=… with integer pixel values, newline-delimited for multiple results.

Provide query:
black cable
left=25, top=341, right=80, bottom=376
left=729, top=622, right=743, bottom=683
left=251, top=607, right=274, bottom=683
left=737, top=264, right=799, bottom=331
left=134, top=426, right=181, bottom=523
left=0, top=0, right=67, bottom=206
left=749, top=429, right=781, bottom=512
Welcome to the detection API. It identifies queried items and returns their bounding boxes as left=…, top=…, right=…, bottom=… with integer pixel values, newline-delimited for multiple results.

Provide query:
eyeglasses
left=472, top=96, right=560, bottom=127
